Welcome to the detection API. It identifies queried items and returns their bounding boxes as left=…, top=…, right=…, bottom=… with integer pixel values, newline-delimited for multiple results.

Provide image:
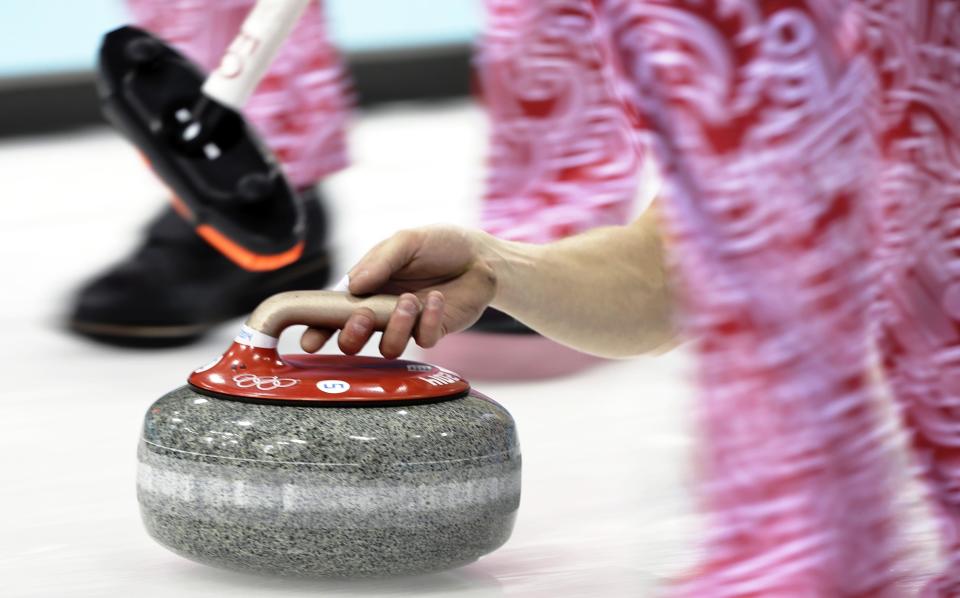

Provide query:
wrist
left=473, top=230, right=540, bottom=312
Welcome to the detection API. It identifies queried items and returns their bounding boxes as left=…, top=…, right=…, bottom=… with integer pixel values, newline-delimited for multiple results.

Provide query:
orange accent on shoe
left=195, top=223, right=303, bottom=272
left=139, top=153, right=298, bottom=272
left=168, top=194, right=194, bottom=221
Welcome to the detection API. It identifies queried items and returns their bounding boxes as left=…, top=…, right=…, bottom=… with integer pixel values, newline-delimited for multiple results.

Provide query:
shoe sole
left=69, top=255, right=331, bottom=348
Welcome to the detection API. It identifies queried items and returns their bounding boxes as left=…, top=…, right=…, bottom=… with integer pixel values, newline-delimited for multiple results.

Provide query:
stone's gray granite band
left=143, top=386, right=518, bottom=467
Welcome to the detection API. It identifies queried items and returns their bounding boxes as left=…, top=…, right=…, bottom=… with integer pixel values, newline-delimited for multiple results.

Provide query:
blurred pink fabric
left=597, top=0, right=960, bottom=595
left=476, top=0, right=644, bottom=242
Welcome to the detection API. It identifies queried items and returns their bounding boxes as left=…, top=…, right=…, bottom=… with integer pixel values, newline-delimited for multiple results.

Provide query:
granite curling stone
left=137, top=291, right=522, bottom=577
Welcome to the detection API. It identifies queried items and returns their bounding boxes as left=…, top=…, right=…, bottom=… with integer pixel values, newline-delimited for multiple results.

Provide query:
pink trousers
left=600, top=0, right=960, bottom=595
left=129, top=0, right=960, bottom=595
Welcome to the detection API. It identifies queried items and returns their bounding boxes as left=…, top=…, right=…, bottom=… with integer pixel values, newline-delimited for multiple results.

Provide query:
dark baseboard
left=0, top=44, right=472, bottom=138
left=0, top=74, right=102, bottom=137
left=349, top=44, right=473, bottom=105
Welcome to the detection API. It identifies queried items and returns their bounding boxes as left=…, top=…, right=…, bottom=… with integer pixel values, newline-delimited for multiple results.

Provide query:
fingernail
left=332, top=275, right=350, bottom=292
left=398, top=298, right=418, bottom=315
left=427, top=293, right=443, bottom=309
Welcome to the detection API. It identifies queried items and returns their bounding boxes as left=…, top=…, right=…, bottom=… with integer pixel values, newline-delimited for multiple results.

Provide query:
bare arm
left=487, top=207, right=675, bottom=357
left=302, top=205, right=677, bottom=358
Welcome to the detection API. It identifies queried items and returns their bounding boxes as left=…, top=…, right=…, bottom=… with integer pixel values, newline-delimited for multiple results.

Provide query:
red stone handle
left=188, top=291, right=468, bottom=403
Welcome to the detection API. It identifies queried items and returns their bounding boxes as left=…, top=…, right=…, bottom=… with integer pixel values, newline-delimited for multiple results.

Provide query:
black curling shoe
left=468, top=307, right=536, bottom=335
left=68, top=188, right=332, bottom=347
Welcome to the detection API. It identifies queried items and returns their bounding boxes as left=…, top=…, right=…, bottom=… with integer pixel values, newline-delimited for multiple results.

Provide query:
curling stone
left=137, top=291, right=521, bottom=577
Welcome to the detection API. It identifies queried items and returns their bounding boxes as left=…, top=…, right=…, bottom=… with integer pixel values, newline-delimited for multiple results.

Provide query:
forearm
left=481, top=207, right=678, bottom=358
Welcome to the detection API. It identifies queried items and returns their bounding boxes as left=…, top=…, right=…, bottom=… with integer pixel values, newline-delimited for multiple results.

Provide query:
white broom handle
left=202, top=0, right=311, bottom=110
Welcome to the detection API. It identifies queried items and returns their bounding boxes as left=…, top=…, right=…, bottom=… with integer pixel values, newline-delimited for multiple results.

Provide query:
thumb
left=348, top=230, right=421, bottom=295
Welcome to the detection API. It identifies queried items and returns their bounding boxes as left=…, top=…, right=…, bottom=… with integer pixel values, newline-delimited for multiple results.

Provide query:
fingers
left=379, top=293, right=421, bottom=359
left=337, top=307, right=377, bottom=355
left=348, top=230, right=420, bottom=295
left=305, top=282, right=454, bottom=357
left=300, top=327, right=333, bottom=353
left=414, top=290, right=446, bottom=348
left=303, top=297, right=428, bottom=358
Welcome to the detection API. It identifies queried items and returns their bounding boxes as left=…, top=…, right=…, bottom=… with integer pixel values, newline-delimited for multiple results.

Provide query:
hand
left=301, top=226, right=499, bottom=358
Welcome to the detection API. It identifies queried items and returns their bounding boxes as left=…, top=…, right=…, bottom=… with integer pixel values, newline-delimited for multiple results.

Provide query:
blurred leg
left=601, top=1, right=903, bottom=595
left=476, top=0, right=643, bottom=243
left=126, top=0, right=350, bottom=187
left=862, top=1, right=960, bottom=595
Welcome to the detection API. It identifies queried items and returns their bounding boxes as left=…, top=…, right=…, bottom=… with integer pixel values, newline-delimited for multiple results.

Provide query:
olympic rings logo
left=232, top=374, right=299, bottom=391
